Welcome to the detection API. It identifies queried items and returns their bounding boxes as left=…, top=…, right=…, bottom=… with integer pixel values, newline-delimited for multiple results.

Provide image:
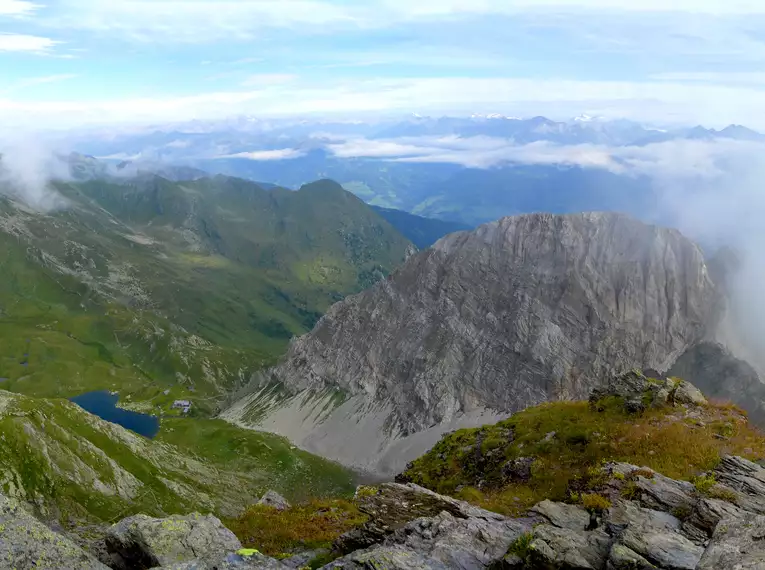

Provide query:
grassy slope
left=0, top=390, right=355, bottom=527
left=400, top=391, right=765, bottom=516
left=0, top=176, right=411, bottom=412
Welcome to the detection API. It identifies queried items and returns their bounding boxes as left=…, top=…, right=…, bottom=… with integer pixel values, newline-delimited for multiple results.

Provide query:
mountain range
left=60, top=114, right=761, bottom=227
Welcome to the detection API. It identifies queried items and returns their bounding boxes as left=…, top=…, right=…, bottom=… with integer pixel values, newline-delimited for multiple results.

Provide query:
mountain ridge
left=223, top=211, right=724, bottom=474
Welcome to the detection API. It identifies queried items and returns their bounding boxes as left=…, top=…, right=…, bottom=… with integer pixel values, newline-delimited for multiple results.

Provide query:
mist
left=650, top=143, right=765, bottom=373
left=0, top=138, right=70, bottom=212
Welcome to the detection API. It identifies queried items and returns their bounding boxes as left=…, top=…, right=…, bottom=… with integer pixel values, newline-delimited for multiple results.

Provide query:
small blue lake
left=70, top=391, right=160, bottom=439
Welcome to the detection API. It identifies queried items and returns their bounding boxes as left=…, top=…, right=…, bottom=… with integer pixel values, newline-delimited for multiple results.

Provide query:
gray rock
left=713, top=455, right=765, bottom=514
left=492, top=553, right=525, bottom=569
left=697, top=514, right=765, bottom=570
left=323, top=545, right=449, bottom=569
left=531, top=500, right=591, bottom=531
left=0, top=494, right=109, bottom=569
left=258, top=490, right=291, bottom=511
left=606, top=544, right=656, bottom=570
left=162, top=551, right=288, bottom=569
left=631, top=471, right=696, bottom=513
left=682, top=498, right=746, bottom=540
left=528, top=525, right=611, bottom=569
left=106, top=512, right=242, bottom=568
left=608, top=501, right=703, bottom=570
left=386, top=511, right=529, bottom=569
left=224, top=212, right=719, bottom=474
left=672, top=381, right=707, bottom=406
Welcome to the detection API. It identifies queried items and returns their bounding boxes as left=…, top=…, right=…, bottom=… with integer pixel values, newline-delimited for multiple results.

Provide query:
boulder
left=697, top=514, right=765, bottom=570
left=528, top=525, right=611, bottom=569
left=386, top=511, right=529, bottom=569
left=682, top=498, right=746, bottom=540
left=531, top=500, right=591, bottom=531
left=106, top=513, right=242, bottom=568
left=630, top=471, right=696, bottom=513
left=0, top=494, right=109, bottom=570
left=607, top=501, right=703, bottom=570
left=606, top=544, right=655, bottom=570
left=672, top=381, right=707, bottom=406
left=257, top=491, right=291, bottom=511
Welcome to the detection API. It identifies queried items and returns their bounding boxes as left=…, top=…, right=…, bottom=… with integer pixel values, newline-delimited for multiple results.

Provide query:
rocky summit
left=224, top=212, right=725, bottom=474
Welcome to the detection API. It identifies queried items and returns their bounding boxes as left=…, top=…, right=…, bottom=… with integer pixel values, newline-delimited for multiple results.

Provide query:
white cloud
left=48, top=0, right=360, bottom=42
left=383, top=0, right=765, bottom=16
left=0, top=74, right=76, bottom=95
left=0, top=33, right=59, bottom=53
left=0, top=0, right=39, bottom=16
left=3, top=76, right=765, bottom=129
left=218, top=148, right=306, bottom=160
left=241, top=74, right=298, bottom=87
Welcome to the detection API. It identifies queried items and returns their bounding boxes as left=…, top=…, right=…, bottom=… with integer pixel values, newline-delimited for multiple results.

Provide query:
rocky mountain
left=223, top=212, right=724, bottom=475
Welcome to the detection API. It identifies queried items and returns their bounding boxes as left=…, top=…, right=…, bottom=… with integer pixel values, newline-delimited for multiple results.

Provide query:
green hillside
left=0, top=174, right=411, bottom=414
left=0, top=390, right=354, bottom=527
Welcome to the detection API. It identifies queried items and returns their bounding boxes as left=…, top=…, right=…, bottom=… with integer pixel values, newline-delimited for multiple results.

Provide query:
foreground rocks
left=0, top=494, right=109, bottom=569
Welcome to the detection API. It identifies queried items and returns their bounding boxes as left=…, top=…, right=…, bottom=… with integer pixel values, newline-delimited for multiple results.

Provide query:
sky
left=3, top=0, right=765, bottom=127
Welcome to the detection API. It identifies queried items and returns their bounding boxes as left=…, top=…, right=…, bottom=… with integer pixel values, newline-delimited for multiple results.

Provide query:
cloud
left=4, top=75, right=765, bottom=129
left=47, top=0, right=361, bottom=42
left=0, top=0, right=39, bottom=16
left=0, top=139, right=69, bottom=211
left=240, top=74, right=298, bottom=87
left=0, top=33, right=59, bottom=53
left=383, top=0, right=765, bottom=16
left=0, top=74, right=77, bottom=96
left=217, top=148, right=306, bottom=160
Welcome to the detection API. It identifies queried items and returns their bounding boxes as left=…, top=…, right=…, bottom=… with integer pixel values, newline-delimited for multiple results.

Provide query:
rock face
left=224, top=212, right=719, bottom=474
left=669, top=341, right=765, bottom=423
left=105, top=513, right=243, bottom=569
left=0, top=493, right=109, bottom=569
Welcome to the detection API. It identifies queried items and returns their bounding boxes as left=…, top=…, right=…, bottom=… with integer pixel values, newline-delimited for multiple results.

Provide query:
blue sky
left=3, top=0, right=765, bottom=127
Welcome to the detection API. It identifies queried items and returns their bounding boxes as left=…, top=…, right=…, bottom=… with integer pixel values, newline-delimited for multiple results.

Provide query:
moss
left=581, top=493, right=612, bottom=513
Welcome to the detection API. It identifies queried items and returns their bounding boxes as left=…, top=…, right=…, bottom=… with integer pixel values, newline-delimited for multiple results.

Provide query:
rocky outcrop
left=105, top=513, right=243, bottom=569
left=329, top=483, right=533, bottom=569
left=322, top=454, right=765, bottom=570
left=0, top=493, right=109, bottom=569
left=257, top=491, right=291, bottom=511
left=224, top=213, right=719, bottom=474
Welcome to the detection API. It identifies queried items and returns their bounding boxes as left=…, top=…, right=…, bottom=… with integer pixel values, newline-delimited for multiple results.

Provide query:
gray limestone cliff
left=223, top=212, right=724, bottom=474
